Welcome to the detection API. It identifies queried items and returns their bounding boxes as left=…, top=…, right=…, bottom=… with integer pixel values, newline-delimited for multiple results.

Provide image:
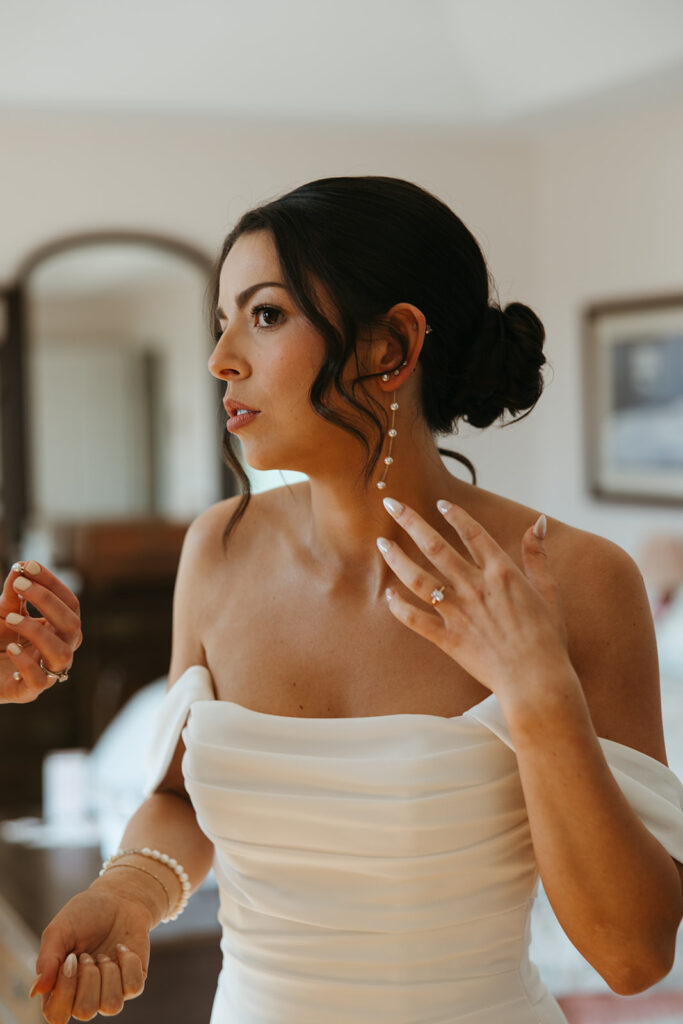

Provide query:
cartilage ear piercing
left=376, top=390, right=399, bottom=491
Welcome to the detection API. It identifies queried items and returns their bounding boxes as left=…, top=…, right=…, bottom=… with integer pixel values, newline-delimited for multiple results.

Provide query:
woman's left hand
left=377, top=498, right=570, bottom=701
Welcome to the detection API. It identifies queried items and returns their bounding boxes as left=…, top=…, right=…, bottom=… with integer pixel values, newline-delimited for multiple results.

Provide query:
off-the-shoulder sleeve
left=144, top=665, right=215, bottom=796
left=464, top=694, right=683, bottom=863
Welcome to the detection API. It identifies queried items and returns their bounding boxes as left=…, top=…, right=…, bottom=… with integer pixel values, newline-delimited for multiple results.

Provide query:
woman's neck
left=301, top=431, right=472, bottom=599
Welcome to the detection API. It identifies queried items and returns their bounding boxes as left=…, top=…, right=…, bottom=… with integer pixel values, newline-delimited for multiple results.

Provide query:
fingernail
left=6, top=612, right=24, bottom=625
left=13, top=576, right=32, bottom=591
left=96, top=954, right=111, bottom=963
left=437, top=499, right=452, bottom=514
left=117, top=944, right=129, bottom=952
left=79, top=952, right=94, bottom=966
left=28, top=974, right=42, bottom=998
left=25, top=560, right=41, bottom=575
left=385, top=587, right=395, bottom=600
left=376, top=537, right=391, bottom=554
left=382, top=497, right=403, bottom=516
left=533, top=514, right=547, bottom=540
left=8, top=643, right=22, bottom=656
left=64, top=952, right=78, bottom=978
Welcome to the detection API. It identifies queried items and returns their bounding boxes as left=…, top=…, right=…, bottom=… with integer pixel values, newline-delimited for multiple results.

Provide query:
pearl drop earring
left=376, top=362, right=407, bottom=490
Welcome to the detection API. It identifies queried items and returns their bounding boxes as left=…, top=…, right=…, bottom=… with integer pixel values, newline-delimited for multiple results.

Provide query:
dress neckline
left=183, top=665, right=498, bottom=724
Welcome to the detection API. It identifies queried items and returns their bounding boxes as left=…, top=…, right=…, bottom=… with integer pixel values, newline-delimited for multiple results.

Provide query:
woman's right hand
left=0, top=560, right=82, bottom=704
left=32, top=877, right=154, bottom=1023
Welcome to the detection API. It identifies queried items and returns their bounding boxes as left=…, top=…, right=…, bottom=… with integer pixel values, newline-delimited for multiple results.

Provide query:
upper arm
left=154, top=497, right=237, bottom=796
left=557, top=530, right=667, bottom=764
left=563, top=533, right=683, bottom=894
left=166, top=510, right=212, bottom=690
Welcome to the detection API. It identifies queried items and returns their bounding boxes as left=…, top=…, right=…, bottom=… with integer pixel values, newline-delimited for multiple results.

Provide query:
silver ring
left=39, top=658, right=70, bottom=683
left=430, top=585, right=447, bottom=606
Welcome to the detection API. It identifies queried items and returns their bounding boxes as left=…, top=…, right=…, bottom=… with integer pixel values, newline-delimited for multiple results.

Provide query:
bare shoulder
left=165, top=493, right=248, bottom=686
left=468, top=485, right=665, bottom=761
left=547, top=521, right=664, bottom=759
left=181, top=482, right=308, bottom=604
left=191, top=481, right=307, bottom=555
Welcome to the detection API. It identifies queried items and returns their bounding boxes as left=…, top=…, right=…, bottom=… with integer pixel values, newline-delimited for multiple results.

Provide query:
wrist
left=91, top=864, right=167, bottom=928
left=97, top=848, right=191, bottom=924
left=496, top=662, right=591, bottom=741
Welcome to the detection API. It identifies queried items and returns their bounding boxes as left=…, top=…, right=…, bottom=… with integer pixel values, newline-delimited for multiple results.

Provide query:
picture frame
left=582, top=291, right=683, bottom=505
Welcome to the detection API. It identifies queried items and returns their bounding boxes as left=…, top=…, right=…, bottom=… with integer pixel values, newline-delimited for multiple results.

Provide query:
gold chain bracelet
left=99, top=861, right=171, bottom=918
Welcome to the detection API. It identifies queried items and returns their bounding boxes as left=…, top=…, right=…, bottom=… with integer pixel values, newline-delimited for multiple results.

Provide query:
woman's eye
left=251, top=304, right=284, bottom=328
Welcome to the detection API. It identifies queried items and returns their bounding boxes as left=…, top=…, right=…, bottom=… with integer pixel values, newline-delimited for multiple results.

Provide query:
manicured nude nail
left=24, top=560, right=41, bottom=575
left=14, top=576, right=32, bottom=591
left=6, top=612, right=24, bottom=625
left=437, top=499, right=452, bottom=514
left=96, top=954, right=111, bottom=963
left=8, top=643, right=22, bottom=656
left=63, top=952, right=78, bottom=978
left=79, top=953, right=94, bottom=965
left=116, top=944, right=129, bottom=953
left=382, top=497, right=403, bottom=516
left=28, top=974, right=42, bottom=998
left=532, top=514, right=547, bottom=540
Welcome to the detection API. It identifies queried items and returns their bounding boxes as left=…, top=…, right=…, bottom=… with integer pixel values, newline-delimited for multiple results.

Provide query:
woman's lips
left=226, top=409, right=261, bottom=431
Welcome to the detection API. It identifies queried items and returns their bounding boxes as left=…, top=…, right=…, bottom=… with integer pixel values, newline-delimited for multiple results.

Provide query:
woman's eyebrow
left=216, top=281, right=288, bottom=319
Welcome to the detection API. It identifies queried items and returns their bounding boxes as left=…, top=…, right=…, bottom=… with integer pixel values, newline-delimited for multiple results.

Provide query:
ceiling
left=2, top=0, right=683, bottom=133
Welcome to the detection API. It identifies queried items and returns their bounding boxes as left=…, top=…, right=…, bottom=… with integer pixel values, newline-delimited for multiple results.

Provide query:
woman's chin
left=240, top=449, right=292, bottom=474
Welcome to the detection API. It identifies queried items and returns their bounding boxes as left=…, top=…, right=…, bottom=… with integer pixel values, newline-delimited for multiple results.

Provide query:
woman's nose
left=208, top=332, right=249, bottom=381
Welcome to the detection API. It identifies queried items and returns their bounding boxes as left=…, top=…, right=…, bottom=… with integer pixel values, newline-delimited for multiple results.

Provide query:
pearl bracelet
left=99, top=847, right=191, bottom=922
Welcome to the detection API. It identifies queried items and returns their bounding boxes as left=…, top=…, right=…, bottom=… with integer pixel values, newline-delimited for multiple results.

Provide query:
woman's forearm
left=92, top=790, right=214, bottom=929
left=501, top=668, right=683, bottom=995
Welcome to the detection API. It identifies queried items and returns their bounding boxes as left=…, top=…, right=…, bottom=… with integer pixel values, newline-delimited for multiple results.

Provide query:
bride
left=23, top=176, right=683, bottom=1023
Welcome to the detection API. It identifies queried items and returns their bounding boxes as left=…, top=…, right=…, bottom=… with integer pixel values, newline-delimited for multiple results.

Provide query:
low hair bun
left=457, top=301, right=546, bottom=429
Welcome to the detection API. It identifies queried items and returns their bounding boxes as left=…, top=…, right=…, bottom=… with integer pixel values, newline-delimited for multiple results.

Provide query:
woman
left=21, top=176, right=683, bottom=1023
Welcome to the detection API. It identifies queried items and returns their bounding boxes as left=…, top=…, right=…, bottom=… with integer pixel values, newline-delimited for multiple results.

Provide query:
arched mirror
left=1, top=231, right=235, bottom=564
left=0, top=233, right=237, bottom=812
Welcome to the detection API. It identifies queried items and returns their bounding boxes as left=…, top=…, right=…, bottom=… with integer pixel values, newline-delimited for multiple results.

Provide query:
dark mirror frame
left=0, top=230, right=236, bottom=563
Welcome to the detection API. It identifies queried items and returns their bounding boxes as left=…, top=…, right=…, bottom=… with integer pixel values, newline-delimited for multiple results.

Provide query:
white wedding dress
left=146, top=665, right=683, bottom=1024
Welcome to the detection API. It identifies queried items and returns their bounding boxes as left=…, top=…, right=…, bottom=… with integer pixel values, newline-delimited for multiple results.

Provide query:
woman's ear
left=374, top=303, right=429, bottom=387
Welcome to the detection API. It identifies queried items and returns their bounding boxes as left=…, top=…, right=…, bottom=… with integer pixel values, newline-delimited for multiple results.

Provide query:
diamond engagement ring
left=39, top=658, right=70, bottom=683
left=430, top=585, right=447, bottom=606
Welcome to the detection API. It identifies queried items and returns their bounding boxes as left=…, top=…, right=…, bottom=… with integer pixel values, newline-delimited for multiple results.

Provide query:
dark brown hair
left=208, top=176, right=546, bottom=548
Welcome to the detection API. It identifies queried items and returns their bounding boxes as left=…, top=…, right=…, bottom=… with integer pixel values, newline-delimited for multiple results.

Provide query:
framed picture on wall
left=582, top=292, right=683, bottom=505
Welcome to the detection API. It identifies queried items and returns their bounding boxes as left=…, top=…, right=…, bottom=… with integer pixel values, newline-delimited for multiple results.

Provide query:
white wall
left=1, top=103, right=681, bottom=562
left=528, top=101, right=683, bottom=557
